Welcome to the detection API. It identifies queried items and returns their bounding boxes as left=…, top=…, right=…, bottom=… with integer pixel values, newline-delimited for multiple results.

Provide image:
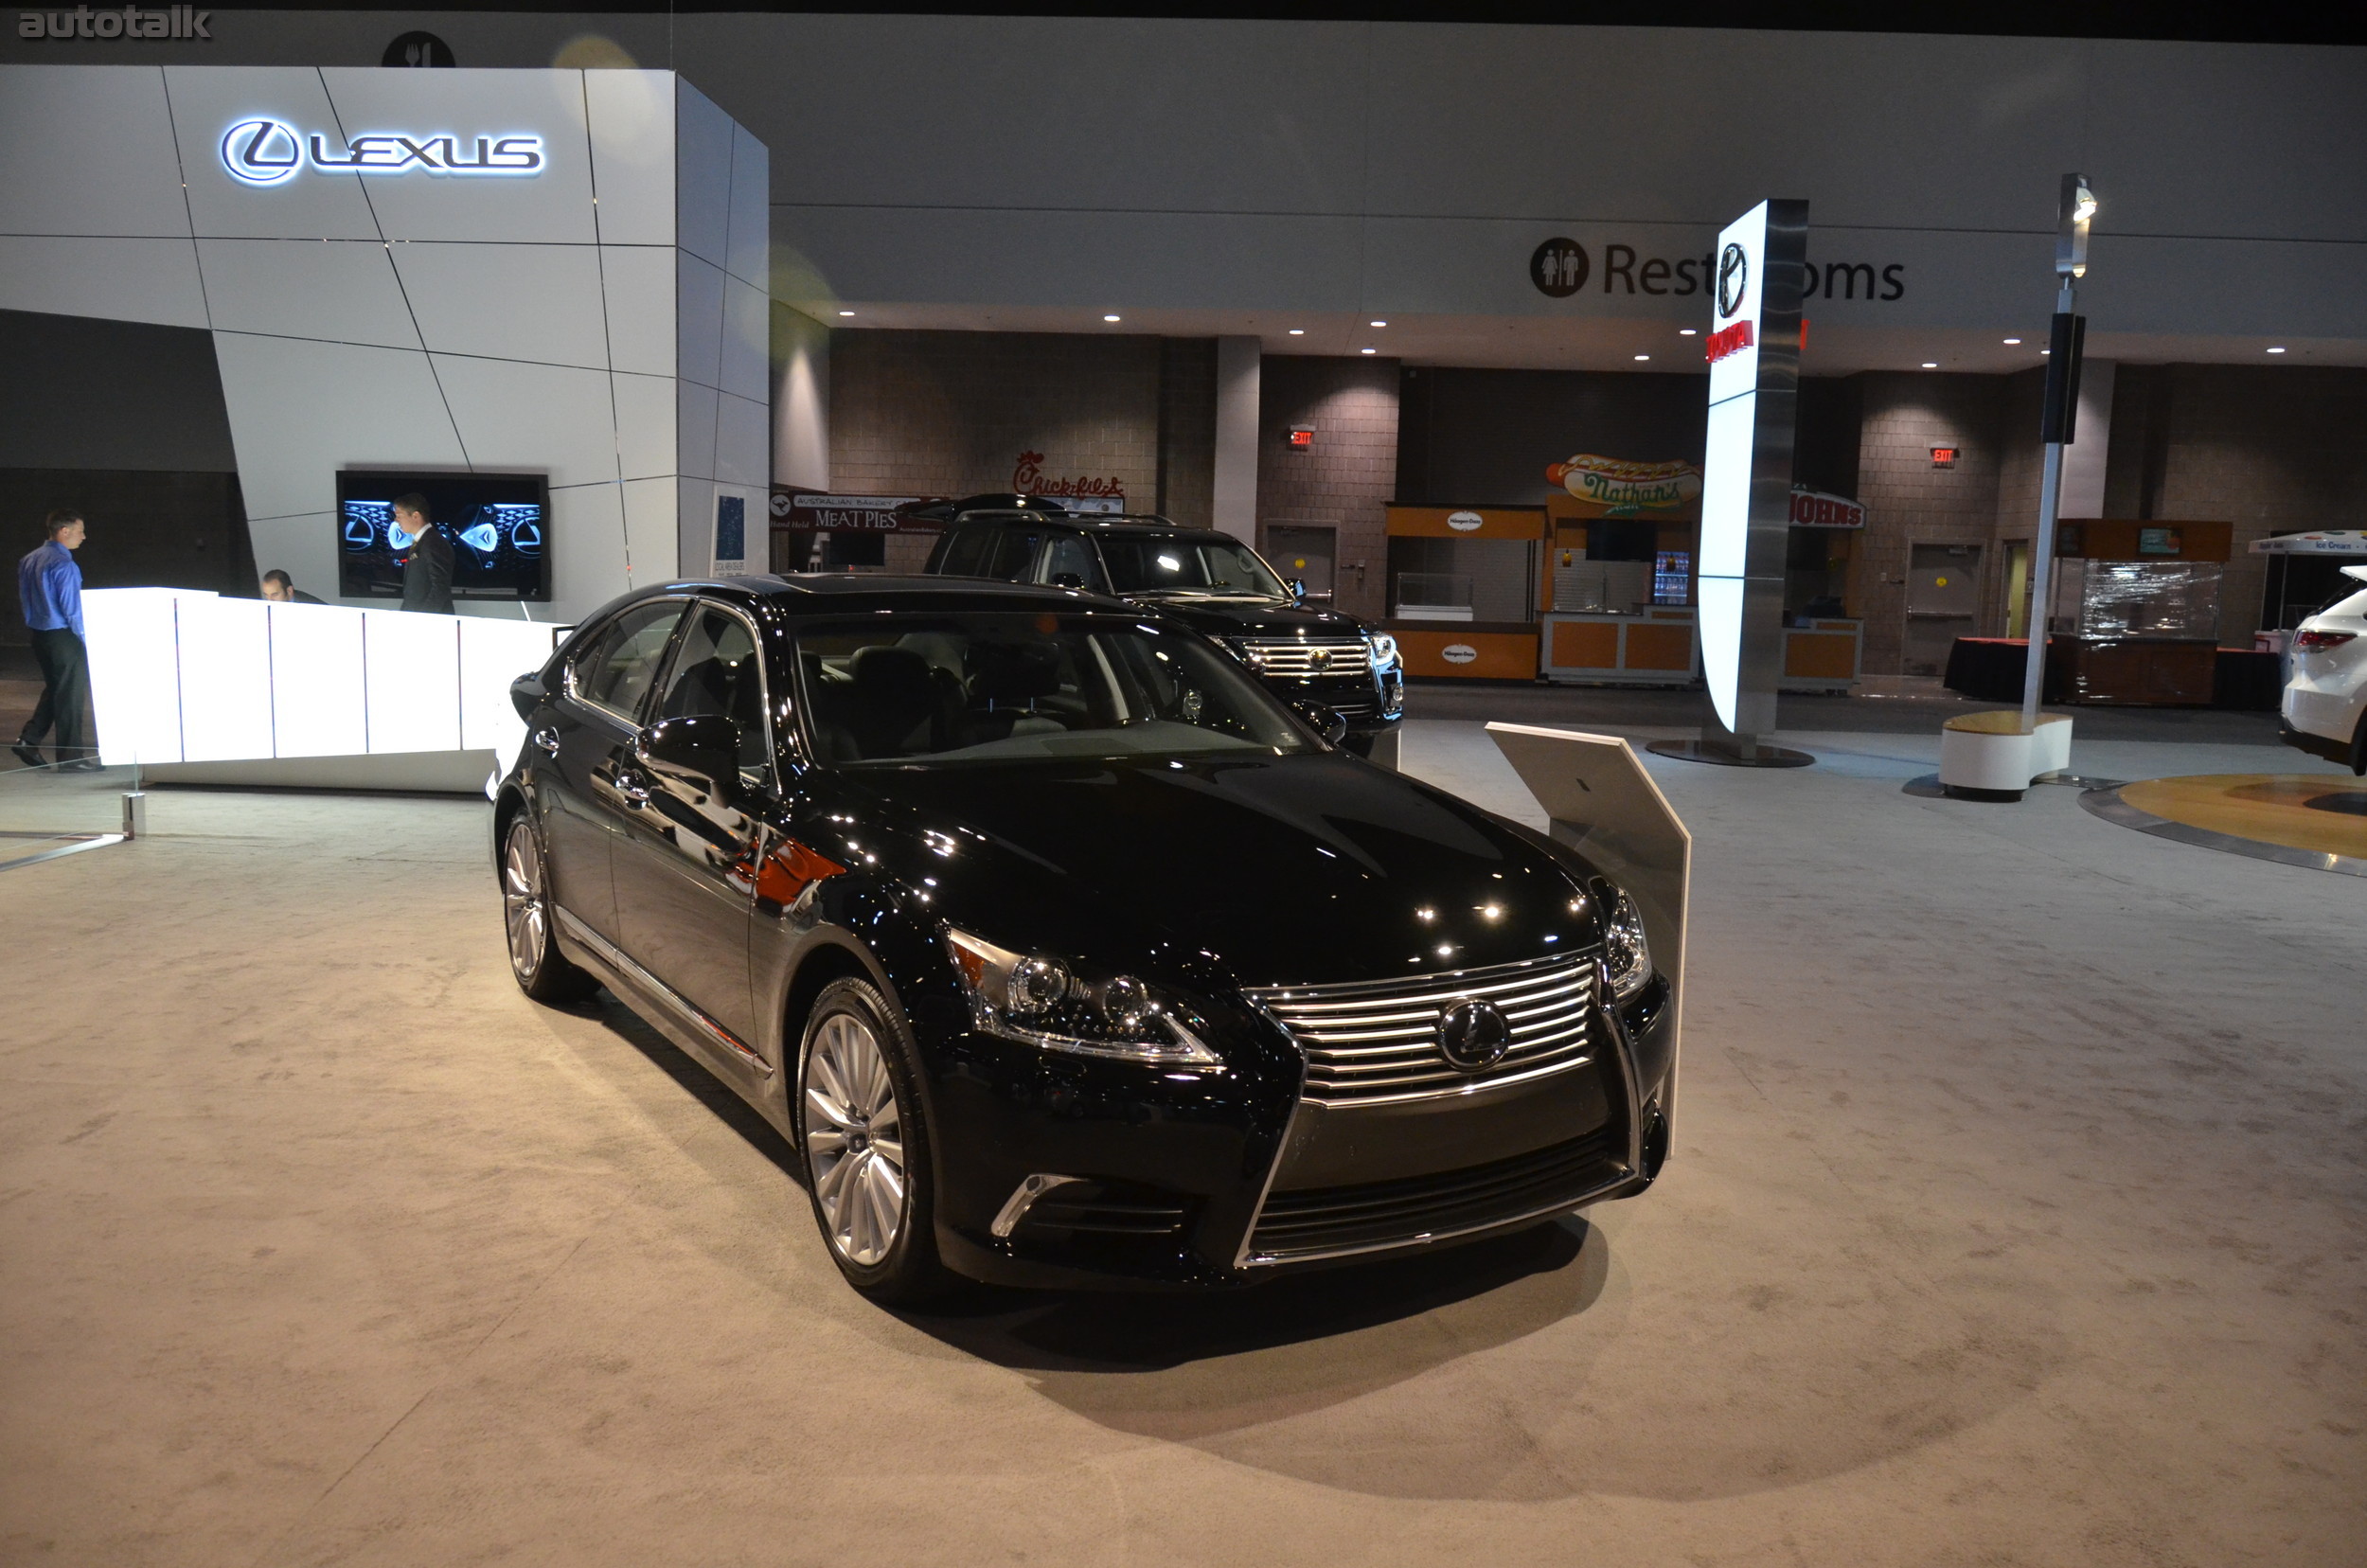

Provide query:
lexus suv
left=2281, top=563, right=2367, bottom=774
left=494, top=575, right=1671, bottom=1304
left=914, top=496, right=1403, bottom=756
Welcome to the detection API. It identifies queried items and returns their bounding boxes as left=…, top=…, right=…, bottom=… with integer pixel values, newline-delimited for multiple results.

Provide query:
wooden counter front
left=1389, top=624, right=1541, bottom=680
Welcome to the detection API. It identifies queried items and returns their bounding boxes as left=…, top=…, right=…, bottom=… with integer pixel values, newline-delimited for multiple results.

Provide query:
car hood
left=1123, top=595, right=1370, bottom=639
left=833, top=753, right=1600, bottom=989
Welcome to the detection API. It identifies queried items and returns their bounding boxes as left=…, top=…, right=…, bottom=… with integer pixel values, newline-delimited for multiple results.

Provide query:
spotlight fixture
left=2268, top=346, right=2287, bottom=354
left=1370, top=319, right=1387, bottom=328
left=1103, top=313, right=1122, bottom=322
left=2002, top=336, right=2020, bottom=345
left=838, top=310, right=855, bottom=317
left=1678, top=328, right=1698, bottom=336
left=1361, top=347, right=1376, bottom=354
left=1288, top=328, right=1305, bottom=335
left=1633, top=354, right=1649, bottom=362
left=1922, top=362, right=1938, bottom=369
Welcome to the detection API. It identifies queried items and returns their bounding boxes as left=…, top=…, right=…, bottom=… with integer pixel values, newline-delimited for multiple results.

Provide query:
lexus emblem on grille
left=1436, top=998, right=1512, bottom=1072
left=1308, top=648, right=1332, bottom=670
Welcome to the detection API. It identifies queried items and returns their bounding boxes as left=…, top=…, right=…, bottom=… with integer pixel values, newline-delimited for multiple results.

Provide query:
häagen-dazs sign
left=1546, top=454, right=1704, bottom=518
left=221, top=118, right=544, bottom=185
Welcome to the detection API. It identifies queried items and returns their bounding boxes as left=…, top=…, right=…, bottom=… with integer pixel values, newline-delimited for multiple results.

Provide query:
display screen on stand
left=336, top=470, right=552, bottom=601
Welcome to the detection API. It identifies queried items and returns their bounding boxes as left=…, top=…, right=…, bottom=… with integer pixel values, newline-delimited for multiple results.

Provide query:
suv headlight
left=945, top=928, right=1219, bottom=1065
left=1366, top=632, right=1400, bottom=671
left=1593, top=881, right=1653, bottom=1001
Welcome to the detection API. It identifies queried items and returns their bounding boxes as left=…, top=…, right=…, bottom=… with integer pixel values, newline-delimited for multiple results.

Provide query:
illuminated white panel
left=460, top=617, right=561, bottom=759
left=266, top=601, right=367, bottom=758
left=362, top=610, right=463, bottom=755
left=85, top=588, right=191, bottom=766
left=1698, top=394, right=1756, bottom=582
left=173, top=595, right=276, bottom=762
left=1696, top=578, right=1744, bottom=734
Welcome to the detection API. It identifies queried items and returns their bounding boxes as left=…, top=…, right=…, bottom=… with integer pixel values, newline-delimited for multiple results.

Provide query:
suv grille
left=1239, top=637, right=1373, bottom=679
left=1250, top=954, right=1596, bottom=1107
left=1246, top=1128, right=1622, bottom=1264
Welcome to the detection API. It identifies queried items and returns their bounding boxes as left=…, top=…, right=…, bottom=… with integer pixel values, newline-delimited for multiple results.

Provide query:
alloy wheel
left=502, top=823, right=547, bottom=981
left=804, top=1010, right=908, bottom=1267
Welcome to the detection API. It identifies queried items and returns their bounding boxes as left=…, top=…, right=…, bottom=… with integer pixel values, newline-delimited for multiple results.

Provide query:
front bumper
left=926, top=971, right=1673, bottom=1290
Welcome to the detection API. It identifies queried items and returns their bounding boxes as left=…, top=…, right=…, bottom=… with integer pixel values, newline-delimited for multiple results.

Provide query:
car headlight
left=1366, top=632, right=1399, bottom=671
left=1594, top=882, right=1653, bottom=1001
left=945, top=928, right=1219, bottom=1065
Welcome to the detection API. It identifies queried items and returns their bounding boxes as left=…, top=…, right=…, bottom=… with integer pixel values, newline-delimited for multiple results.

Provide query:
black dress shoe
left=9, top=742, right=44, bottom=769
left=60, top=757, right=105, bottom=772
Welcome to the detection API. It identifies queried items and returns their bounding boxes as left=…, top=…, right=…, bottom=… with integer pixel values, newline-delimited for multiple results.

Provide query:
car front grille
left=1238, top=637, right=1373, bottom=679
left=1249, top=954, right=1597, bottom=1107
left=1245, top=1128, right=1622, bottom=1264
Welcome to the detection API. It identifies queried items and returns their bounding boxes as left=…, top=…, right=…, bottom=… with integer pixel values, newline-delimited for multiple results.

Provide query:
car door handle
left=531, top=727, right=561, bottom=757
left=615, top=772, right=651, bottom=806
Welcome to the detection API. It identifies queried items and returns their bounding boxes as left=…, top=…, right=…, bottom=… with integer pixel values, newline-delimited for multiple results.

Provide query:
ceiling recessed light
left=1103, top=313, right=1121, bottom=322
left=1678, top=328, right=1698, bottom=336
left=1361, top=347, right=1376, bottom=354
left=2267, top=346, right=2287, bottom=354
left=838, top=310, right=855, bottom=317
left=2002, top=336, right=2020, bottom=345
left=1370, top=319, right=1387, bottom=328
left=2040, top=348, right=2051, bottom=355
left=1634, top=354, right=1649, bottom=362
left=1288, top=328, right=1305, bottom=335
left=1922, top=362, right=1938, bottom=369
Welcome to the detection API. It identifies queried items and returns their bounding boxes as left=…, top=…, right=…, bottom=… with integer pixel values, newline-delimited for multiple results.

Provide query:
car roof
left=684, top=573, right=1141, bottom=616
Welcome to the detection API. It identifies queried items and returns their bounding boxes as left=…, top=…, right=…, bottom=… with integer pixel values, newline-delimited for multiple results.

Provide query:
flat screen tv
left=337, top=470, right=551, bottom=602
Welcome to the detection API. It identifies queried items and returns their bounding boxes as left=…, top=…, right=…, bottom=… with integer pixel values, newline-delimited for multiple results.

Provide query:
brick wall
left=1850, top=373, right=2013, bottom=673
left=1157, top=338, right=1217, bottom=528
left=1256, top=356, right=1401, bottom=622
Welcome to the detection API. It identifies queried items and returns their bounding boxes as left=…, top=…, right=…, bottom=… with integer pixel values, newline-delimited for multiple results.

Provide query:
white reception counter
left=85, top=590, right=565, bottom=793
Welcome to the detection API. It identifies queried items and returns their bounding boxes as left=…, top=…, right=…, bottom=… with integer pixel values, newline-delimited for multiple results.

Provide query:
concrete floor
left=1, top=711, right=2361, bottom=1567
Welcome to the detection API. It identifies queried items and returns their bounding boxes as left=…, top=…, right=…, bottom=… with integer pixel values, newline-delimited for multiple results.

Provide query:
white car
left=2282, top=563, right=2367, bottom=775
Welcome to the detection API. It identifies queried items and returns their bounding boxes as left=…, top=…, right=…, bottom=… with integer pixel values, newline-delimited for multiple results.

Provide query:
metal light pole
left=2020, top=172, right=2097, bottom=734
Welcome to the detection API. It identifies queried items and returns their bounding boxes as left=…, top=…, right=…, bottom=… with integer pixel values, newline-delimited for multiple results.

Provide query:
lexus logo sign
left=1436, top=998, right=1513, bottom=1072
left=1717, top=241, right=1749, bottom=318
left=221, top=117, right=544, bottom=185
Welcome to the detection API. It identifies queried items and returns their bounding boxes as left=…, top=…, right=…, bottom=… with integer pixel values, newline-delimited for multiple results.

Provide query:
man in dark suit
left=259, top=569, right=324, bottom=605
left=394, top=492, right=454, bottom=615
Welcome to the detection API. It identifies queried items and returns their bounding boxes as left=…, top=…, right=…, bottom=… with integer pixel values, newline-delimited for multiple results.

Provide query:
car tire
left=501, top=814, right=599, bottom=1004
left=794, top=975, right=949, bottom=1305
left=2351, top=708, right=2367, bottom=776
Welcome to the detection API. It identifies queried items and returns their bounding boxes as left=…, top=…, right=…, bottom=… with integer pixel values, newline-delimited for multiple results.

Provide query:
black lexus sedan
left=913, top=497, right=1405, bottom=757
left=495, top=575, right=1671, bottom=1304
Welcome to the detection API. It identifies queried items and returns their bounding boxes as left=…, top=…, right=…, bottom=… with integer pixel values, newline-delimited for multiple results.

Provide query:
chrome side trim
left=1594, top=956, right=1646, bottom=1180
left=552, top=904, right=774, bottom=1076
left=1238, top=1173, right=1632, bottom=1269
left=989, top=1173, right=1086, bottom=1238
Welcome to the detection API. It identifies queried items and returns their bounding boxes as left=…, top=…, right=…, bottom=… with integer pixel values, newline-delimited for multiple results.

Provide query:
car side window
left=653, top=603, right=772, bottom=786
left=935, top=523, right=994, bottom=577
left=1040, top=533, right=1107, bottom=591
left=983, top=525, right=1046, bottom=582
left=568, top=601, right=687, bottom=722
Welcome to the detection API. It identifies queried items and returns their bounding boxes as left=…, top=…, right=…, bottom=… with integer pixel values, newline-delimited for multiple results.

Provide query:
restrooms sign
left=220, top=117, right=544, bottom=185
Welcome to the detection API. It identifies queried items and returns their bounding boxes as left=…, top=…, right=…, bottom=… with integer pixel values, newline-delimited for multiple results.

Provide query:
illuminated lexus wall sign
left=220, top=117, right=543, bottom=186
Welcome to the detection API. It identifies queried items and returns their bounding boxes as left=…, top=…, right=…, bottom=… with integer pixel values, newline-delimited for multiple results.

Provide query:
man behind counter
left=393, top=492, right=454, bottom=615
left=260, top=570, right=324, bottom=605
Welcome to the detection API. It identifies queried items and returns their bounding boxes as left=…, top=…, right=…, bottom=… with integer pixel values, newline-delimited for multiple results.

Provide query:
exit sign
left=1931, top=447, right=1958, bottom=468
left=1287, top=425, right=1314, bottom=451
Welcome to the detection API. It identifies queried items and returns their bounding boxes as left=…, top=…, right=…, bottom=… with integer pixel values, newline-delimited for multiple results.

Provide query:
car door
left=540, top=598, right=690, bottom=945
left=611, top=598, right=774, bottom=1054
left=1037, top=530, right=1109, bottom=592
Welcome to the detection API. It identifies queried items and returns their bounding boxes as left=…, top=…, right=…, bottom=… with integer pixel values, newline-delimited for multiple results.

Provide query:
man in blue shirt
left=14, top=509, right=97, bottom=771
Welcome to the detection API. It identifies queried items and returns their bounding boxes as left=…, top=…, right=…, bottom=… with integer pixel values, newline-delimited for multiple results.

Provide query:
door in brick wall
left=1266, top=526, right=1336, bottom=601
left=1904, top=543, right=1983, bottom=676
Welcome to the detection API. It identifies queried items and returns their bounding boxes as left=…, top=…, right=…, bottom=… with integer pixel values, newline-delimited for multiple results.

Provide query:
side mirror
left=1290, top=701, right=1349, bottom=746
left=634, top=714, right=741, bottom=799
left=509, top=670, right=548, bottom=721
left=1287, top=578, right=1308, bottom=605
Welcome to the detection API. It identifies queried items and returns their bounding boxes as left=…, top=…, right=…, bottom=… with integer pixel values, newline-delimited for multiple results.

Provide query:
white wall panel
left=725, top=124, right=769, bottom=289
left=549, top=481, right=632, bottom=616
left=393, top=241, right=610, bottom=369
left=720, top=275, right=770, bottom=403
left=676, top=475, right=717, bottom=579
left=676, top=252, right=725, bottom=390
left=586, top=71, right=677, bottom=247
left=166, top=66, right=383, bottom=242
left=619, top=476, right=681, bottom=588
left=612, top=372, right=678, bottom=482
left=318, top=68, right=597, bottom=245
left=771, top=303, right=830, bottom=490
left=211, top=335, right=466, bottom=526
left=676, top=81, right=735, bottom=272
left=86, top=588, right=187, bottom=767
left=714, top=392, right=769, bottom=489
left=597, top=245, right=677, bottom=377
left=676, top=379, right=720, bottom=482
left=0, top=66, right=191, bottom=238
left=0, top=237, right=208, bottom=330
left=245, top=512, right=341, bottom=613
left=196, top=238, right=418, bottom=349
left=362, top=609, right=463, bottom=754
left=430, top=354, right=621, bottom=490
left=174, top=593, right=277, bottom=762
left=266, top=600, right=367, bottom=757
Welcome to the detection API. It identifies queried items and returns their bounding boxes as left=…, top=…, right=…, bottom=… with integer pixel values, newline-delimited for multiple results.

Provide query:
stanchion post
left=2021, top=174, right=2097, bottom=735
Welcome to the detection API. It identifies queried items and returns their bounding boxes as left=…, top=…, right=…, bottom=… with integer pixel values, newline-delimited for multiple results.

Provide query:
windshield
left=1098, top=536, right=1290, bottom=599
left=795, top=613, right=1316, bottom=766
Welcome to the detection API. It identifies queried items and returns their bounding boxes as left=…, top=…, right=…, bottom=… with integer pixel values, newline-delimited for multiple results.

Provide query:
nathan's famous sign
left=1546, top=455, right=1704, bottom=518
